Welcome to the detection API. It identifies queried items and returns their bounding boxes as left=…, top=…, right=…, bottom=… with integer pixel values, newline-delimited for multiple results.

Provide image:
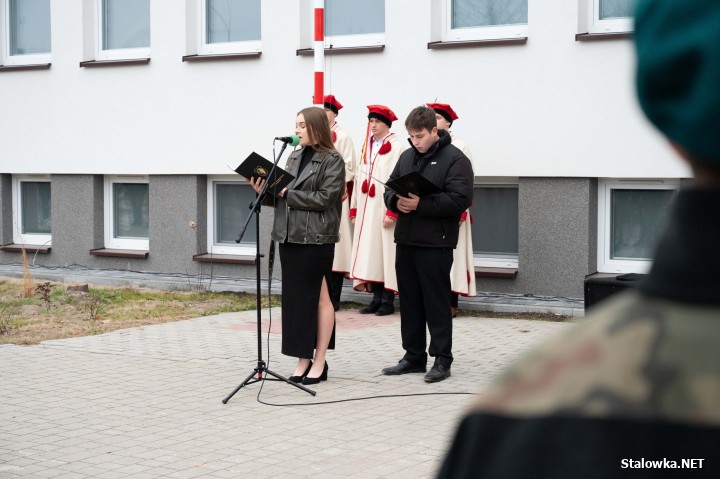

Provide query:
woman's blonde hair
left=298, top=107, right=336, bottom=153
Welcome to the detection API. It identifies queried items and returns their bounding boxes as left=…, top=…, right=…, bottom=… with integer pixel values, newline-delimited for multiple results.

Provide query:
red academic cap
left=427, top=102, right=459, bottom=124
left=323, top=95, right=343, bottom=114
left=366, top=104, right=398, bottom=127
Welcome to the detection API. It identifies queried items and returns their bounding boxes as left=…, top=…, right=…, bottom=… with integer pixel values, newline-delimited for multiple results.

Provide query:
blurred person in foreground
left=437, top=0, right=720, bottom=477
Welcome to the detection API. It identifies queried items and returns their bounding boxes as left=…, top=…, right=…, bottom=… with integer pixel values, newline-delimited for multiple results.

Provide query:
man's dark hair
left=405, top=106, right=437, bottom=132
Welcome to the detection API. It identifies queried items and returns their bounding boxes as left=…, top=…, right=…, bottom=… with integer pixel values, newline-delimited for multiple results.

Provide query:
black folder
left=385, top=171, right=440, bottom=197
left=234, top=152, right=294, bottom=196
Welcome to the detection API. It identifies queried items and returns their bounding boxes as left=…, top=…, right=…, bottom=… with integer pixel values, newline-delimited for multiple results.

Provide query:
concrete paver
left=0, top=308, right=572, bottom=478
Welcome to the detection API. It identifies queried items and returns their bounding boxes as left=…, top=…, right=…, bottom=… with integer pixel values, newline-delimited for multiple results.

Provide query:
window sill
left=90, top=248, right=149, bottom=259
left=182, top=52, right=261, bottom=62
left=475, top=267, right=518, bottom=279
left=193, top=253, right=256, bottom=265
left=79, top=59, right=150, bottom=68
left=0, top=63, right=51, bottom=72
left=428, top=38, right=527, bottom=50
left=296, top=45, right=384, bottom=56
left=0, top=244, right=51, bottom=254
left=575, top=32, right=632, bottom=42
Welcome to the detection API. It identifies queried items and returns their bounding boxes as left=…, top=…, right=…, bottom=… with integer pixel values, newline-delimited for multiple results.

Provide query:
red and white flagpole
left=313, top=0, right=325, bottom=106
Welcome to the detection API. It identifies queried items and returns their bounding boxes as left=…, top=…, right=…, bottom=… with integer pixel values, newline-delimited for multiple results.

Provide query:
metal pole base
left=222, top=360, right=316, bottom=404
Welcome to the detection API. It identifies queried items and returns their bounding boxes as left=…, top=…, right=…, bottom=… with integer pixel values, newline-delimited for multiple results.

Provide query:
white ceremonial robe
left=331, top=123, right=356, bottom=274
left=349, top=132, right=406, bottom=293
left=449, top=132, right=477, bottom=297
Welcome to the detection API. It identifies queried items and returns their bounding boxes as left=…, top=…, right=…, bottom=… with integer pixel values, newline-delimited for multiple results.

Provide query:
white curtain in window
left=600, top=0, right=636, bottom=20
left=452, top=0, right=527, bottom=29
left=325, top=0, right=384, bottom=36
left=610, top=189, right=674, bottom=260
left=113, top=183, right=149, bottom=239
left=20, top=182, right=51, bottom=234
left=206, top=0, right=260, bottom=44
left=470, top=187, right=519, bottom=256
left=9, top=0, right=51, bottom=55
left=102, top=0, right=150, bottom=50
left=215, top=183, right=256, bottom=246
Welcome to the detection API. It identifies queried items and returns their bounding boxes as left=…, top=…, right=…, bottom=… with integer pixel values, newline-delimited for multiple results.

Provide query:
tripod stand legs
left=222, top=360, right=316, bottom=404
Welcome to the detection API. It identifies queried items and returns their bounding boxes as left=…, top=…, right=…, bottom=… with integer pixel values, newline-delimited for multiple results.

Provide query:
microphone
left=275, top=135, right=300, bottom=146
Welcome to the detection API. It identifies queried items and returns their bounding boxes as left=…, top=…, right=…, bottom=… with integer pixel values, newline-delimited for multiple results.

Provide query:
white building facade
left=0, top=0, right=688, bottom=299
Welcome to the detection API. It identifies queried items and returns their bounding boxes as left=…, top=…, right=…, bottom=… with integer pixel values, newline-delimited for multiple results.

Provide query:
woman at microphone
left=250, top=106, right=345, bottom=385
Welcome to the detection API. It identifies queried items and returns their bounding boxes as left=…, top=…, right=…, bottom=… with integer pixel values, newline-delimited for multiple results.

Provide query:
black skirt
left=279, top=242, right=336, bottom=358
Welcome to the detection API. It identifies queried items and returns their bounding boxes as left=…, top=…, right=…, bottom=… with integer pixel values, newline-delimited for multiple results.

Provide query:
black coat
left=384, top=130, right=474, bottom=248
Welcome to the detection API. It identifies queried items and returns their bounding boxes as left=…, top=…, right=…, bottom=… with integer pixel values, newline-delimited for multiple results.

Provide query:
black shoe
left=382, top=359, right=427, bottom=375
left=302, top=362, right=328, bottom=385
left=424, top=364, right=451, bottom=383
left=289, top=361, right=312, bottom=383
left=375, top=303, right=394, bottom=316
left=359, top=301, right=381, bottom=314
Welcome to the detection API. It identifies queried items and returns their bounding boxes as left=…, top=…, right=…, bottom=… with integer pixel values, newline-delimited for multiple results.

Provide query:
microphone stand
left=223, top=140, right=316, bottom=404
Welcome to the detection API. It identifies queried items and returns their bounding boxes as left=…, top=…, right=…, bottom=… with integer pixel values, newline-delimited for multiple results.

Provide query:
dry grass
left=0, top=278, right=279, bottom=346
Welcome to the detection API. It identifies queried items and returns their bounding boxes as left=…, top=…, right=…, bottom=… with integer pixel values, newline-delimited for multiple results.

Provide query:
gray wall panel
left=51, top=175, right=103, bottom=265
left=475, top=178, right=596, bottom=299
left=147, top=175, right=205, bottom=275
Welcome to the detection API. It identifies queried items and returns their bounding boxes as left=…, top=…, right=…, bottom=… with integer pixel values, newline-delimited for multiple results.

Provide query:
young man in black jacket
left=382, top=106, right=474, bottom=383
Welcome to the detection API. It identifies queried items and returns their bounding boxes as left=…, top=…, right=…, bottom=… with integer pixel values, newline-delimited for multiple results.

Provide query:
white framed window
left=95, top=0, right=150, bottom=61
left=12, top=175, right=51, bottom=246
left=324, top=0, right=384, bottom=48
left=597, top=179, right=678, bottom=274
left=197, top=0, right=261, bottom=55
left=104, top=176, right=149, bottom=251
left=470, top=183, right=519, bottom=269
left=441, top=0, right=528, bottom=42
left=585, top=0, right=635, bottom=34
left=207, top=177, right=257, bottom=255
left=1, top=0, right=51, bottom=66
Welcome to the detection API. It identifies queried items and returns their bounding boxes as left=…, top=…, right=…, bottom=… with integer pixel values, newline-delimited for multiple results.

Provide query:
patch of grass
left=0, top=278, right=281, bottom=346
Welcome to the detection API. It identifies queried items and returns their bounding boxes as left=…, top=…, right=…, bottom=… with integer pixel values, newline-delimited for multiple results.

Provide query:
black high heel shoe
left=302, top=362, right=328, bottom=385
left=289, top=361, right=312, bottom=383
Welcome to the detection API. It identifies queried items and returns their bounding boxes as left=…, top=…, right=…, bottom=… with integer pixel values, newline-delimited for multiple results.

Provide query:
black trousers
left=395, top=245, right=454, bottom=367
left=371, top=281, right=395, bottom=304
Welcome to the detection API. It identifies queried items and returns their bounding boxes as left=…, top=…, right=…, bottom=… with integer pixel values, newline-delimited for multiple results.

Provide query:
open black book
left=234, top=152, right=295, bottom=196
left=384, top=171, right=440, bottom=197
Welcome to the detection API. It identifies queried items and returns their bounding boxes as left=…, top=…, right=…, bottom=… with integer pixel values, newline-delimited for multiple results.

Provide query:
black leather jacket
left=266, top=147, right=345, bottom=244
left=384, top=130, right=474, bottom=248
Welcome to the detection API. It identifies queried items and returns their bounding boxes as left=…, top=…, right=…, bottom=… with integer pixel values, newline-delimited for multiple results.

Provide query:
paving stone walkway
left=0, top=307, right=572, bottom=478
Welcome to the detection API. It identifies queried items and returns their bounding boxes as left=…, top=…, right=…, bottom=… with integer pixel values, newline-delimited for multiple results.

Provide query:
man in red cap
left=427, top=103, right=476, bottom=317
left=324, top=94, right=357, bottom=311
left=349, top=105, right=407, bottom=316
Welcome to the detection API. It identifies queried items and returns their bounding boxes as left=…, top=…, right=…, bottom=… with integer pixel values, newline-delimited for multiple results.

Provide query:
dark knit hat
left=635, top=0, right=720, bottom=163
